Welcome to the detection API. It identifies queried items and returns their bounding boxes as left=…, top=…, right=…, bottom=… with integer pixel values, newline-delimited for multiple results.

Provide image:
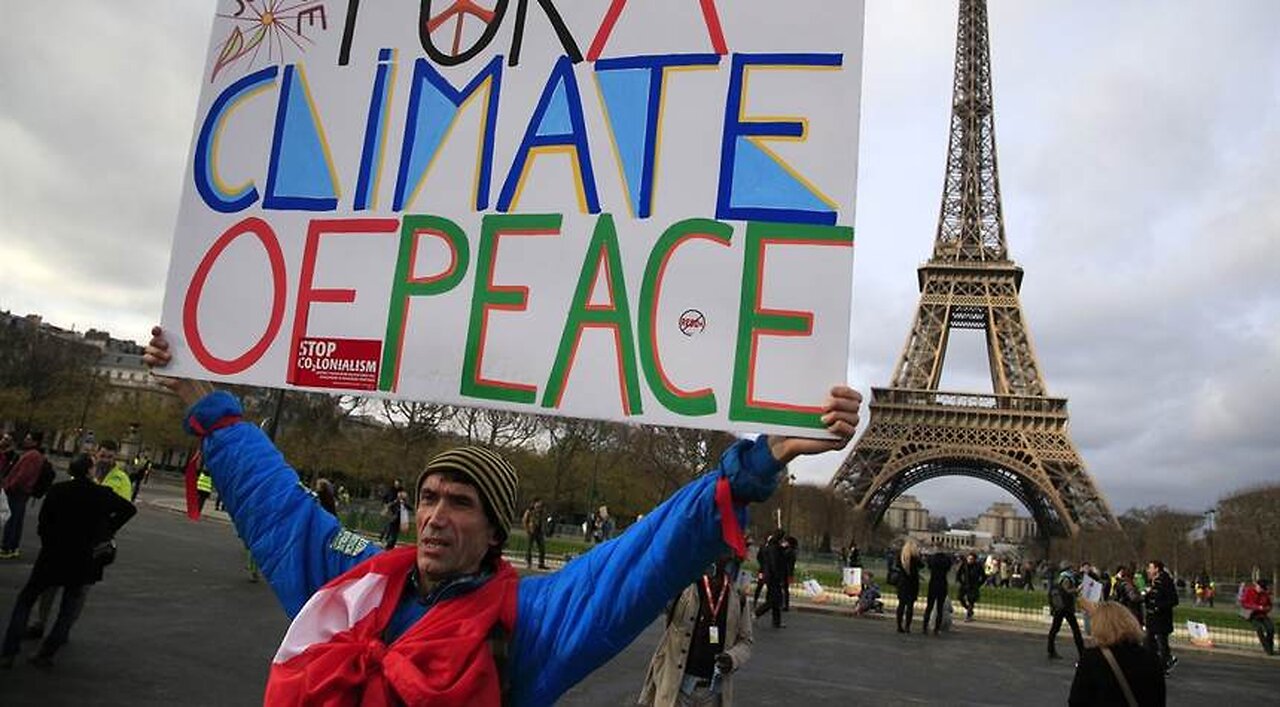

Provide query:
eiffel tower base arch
left=832, top=389, right=1119, bottom=541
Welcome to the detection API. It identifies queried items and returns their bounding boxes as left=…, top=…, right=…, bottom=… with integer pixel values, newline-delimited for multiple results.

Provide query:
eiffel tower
left=831, top=0, right=1117, bottom=538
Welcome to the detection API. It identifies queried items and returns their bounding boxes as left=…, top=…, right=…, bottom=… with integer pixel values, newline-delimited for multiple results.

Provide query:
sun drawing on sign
left=211, top=0, right=331, bottom=83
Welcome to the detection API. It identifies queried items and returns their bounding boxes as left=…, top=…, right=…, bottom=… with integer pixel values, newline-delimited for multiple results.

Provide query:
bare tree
left=452, top=406, right=540, bottom=450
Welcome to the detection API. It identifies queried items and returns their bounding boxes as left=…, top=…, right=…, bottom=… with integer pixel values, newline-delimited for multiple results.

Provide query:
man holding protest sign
left=144, top=327, right=861, bottom=706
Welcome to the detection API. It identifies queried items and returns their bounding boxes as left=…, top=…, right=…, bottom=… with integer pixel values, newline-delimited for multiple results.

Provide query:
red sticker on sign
left=289, top=337, right=381, bottom=391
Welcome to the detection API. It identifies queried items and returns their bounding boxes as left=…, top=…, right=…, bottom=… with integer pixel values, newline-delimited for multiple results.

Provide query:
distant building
left=884, top=494, right=930, bottom=532
left=96, top=349, right=167, bottom=394
left=976, top=502, right=1036, bottom=542
left=908, top=528, right=994, bottom=553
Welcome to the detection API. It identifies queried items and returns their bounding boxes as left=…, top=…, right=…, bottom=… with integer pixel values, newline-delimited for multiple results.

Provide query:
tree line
left=2, top=316, right=1274, bottom=580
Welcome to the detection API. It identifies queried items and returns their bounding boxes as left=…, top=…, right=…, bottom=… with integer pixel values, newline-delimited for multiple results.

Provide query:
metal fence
left=791, top=580, right=1267, bottom=652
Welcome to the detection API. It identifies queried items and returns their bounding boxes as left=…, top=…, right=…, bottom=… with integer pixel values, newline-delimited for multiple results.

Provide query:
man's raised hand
left=768, top=385, right=863, bottom=465
left=143, top=326, right=212, bottom=407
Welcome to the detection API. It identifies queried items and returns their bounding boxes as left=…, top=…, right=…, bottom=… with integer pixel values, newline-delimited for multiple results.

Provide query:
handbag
left=92, top=539, right=118, bottom=569
left=1099, top=646, right=1138, bottom=707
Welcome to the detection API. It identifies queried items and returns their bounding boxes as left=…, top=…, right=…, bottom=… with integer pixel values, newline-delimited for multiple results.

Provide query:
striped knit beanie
left=415, top=447, right=519, bottom=539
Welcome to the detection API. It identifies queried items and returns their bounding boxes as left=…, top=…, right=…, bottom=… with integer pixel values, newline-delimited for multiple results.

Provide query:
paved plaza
left=1, top=479, right=1275, bottom=705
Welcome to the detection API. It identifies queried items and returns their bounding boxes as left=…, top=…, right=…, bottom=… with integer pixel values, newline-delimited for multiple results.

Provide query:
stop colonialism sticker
left=289, top=337, right=381, bottom=391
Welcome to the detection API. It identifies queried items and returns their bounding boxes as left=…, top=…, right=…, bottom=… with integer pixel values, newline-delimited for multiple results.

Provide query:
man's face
left=415, top=474, right=498, bottom=582
left=21, top=433, right=35, bottom=449
left=0, top=435, right=12, bottom=452
left=1146, top=563, right=1158, bottom=579
left=95, top=446, right=116, bottom=468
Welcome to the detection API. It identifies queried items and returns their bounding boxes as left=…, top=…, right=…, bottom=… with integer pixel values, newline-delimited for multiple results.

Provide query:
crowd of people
left=0, top=327, right=1273, bottom=705
left=1, top=435, right=138, bottom=668
left=40, top=325, right=855, bottom=706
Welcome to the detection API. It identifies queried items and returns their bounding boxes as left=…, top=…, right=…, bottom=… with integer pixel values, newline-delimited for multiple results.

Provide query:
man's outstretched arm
left=145, top=328, right=380, bottom=617
left=509, top=386, right=861, bottom=706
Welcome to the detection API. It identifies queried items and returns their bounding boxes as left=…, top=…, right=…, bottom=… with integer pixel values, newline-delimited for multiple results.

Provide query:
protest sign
left=1080, top=574, right=1103, bottom=604
left=842, top=566, right=862, bottom=596
left=1185, top=620, right=1213, bottom=647
left=160, top=0, right=865, bottom=437
left=802, top=578, right=826, bottom=601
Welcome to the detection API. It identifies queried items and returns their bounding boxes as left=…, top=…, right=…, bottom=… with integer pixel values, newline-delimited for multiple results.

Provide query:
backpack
left=1049, top=584, right=1067, bottom=612
left=886, top=557, right=904, bottom=587
left=30, top=459, right=56, bottom=498
left=1050, top=571, right=1076, bottom=612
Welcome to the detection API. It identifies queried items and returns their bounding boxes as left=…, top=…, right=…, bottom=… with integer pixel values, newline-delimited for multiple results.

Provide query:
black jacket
left=1069, top=642, right=1166, bottom=706
left=33, top=478, right=136, bottom=586
left=895, top=555, right=923, bottom=598
left=956, top=561, right=984, bottom=595
left=760, top=542, right=787, bottom=585
left=1144, top=571, right=1178, bottom=634
left=926, top=552, right=953, bottom=593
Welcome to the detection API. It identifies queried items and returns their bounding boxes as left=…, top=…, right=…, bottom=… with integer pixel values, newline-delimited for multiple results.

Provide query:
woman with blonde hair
left=1069, top=601, right=1166, bottom=706
left=894, top=539, right=923, bottom=634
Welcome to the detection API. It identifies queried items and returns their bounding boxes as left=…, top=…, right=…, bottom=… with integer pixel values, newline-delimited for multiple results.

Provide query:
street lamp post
left=785, top=472, right=797, bottom=531
left=1204, top=508, right=1217, bottom=578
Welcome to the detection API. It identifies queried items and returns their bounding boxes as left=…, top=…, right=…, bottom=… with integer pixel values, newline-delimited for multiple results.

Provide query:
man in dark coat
left=753, top=530, right=789, bottom=628
left=1143, top=560, right=1179, bottom=674
left=1047, top=561, right=1085, bottom=659
left=921, top=550, right=953, bottom=635
left=956, top=552, right=985, bottom=621
left=1, top=431, right=47, bottom=559
left=0, top=454, right=136, bottom=668
left=781, top=535, right=798, bottom=611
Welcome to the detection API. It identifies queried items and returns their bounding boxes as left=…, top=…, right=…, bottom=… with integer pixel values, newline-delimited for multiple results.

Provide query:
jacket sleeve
left=101, top=488, right=138, bottom=538
left=186, top=391, right=381, bottom=617
left=725, top=589, right=754, bottom=670
left=509, top=436, right=781, bottom=707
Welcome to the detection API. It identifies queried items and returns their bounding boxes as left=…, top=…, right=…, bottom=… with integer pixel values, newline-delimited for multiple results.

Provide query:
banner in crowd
left=160, top=0, right=865, bottom=437
left=842, top=566, right=862, bottom=596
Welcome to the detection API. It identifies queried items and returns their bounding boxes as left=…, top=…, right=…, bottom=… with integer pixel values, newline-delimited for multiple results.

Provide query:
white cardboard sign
left=160, top=0, right=865, bottom=437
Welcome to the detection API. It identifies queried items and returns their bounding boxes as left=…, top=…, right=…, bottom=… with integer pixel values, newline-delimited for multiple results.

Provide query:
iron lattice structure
left=831, top=0, right=1117, bottom=538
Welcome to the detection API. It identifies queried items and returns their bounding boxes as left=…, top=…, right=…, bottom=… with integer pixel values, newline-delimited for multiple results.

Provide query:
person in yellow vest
left=93, top=440, right=133, bottom=503
left=196, top=468, right=214, bottom=513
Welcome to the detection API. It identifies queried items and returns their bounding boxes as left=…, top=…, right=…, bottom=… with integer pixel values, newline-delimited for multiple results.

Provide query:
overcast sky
left=1, top=1, right=1277, bottom=521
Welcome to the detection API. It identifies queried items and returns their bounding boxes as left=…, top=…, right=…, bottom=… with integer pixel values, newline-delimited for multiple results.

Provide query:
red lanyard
left=701, top=573, right=730, bottom=620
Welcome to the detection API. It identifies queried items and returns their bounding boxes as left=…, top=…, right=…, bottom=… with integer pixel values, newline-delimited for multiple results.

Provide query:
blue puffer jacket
left=186, top=391, right=783, bottom=706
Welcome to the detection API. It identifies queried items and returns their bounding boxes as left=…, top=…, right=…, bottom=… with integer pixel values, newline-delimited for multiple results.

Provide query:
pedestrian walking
left=1239, top=577, right=1274, bottom=656
left=753, top=530, right=789, bottom=628
left=0, top=454, right=136, bottom=668
left=781, top=535, right=798, bottom=612
left=521, top=497, right=548, bottom=569
left=894, top=540, right=923, bottom=634
left=144, top=326, right=861, bottom=705
left=956, top=552, right=985, bottom=621
left=1068, top=601, right=1166, bottom=706
left=1143, top=560, right=1178, bottom=674
left=1048, top=560, right=1085, bottom=660
left=1, top=432, right=48, bottom=559
left=382, top=489, right=409, bottom=550
left=639, top=553, right=753, bottom=706
left=1112, top=565, right=1145, bottom=627
left=127, top=453, right=151, bottom=502
left=922, top=550, right=953, bottom=635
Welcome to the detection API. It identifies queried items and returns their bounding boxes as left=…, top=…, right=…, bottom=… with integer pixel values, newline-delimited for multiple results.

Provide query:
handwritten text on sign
left=160, top=0, right=865, bottom=437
